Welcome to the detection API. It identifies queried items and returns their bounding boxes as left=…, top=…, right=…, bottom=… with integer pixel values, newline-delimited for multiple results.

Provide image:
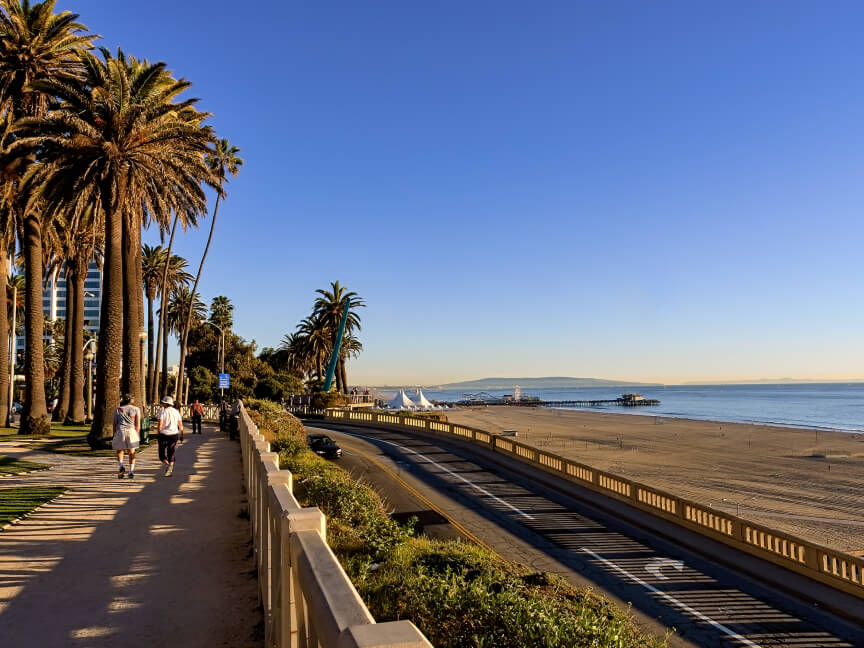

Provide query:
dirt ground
left=445, top=406, right=864, bottom=554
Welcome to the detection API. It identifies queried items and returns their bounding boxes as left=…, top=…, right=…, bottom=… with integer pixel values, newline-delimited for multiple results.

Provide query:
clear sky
left=60, top=1, right=864, bottom=385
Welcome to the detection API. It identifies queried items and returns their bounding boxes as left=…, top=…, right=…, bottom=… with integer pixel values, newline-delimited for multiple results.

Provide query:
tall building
left=15, top=262, right=103, bottom=357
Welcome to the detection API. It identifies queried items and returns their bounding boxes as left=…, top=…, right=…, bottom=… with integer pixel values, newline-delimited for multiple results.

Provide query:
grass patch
left=0, top=455, right=50, bottom=476
left=0, top=486, right=65, bottom=526
left=248, top=399, right=666, bottom=648
left=0, top=423, right=94, bottom=440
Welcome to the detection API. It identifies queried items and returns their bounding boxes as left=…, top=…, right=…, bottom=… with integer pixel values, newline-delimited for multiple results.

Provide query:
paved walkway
left=0, top=426, right=262, bottom=647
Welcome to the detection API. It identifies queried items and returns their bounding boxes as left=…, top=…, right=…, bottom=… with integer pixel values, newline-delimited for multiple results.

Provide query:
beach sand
left=444, top=406, right=864, bottom=553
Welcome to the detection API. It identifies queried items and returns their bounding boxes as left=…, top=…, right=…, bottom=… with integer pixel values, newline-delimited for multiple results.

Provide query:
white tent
left=413, top=389, right=434, bottom=410
left=388, top=389, right=416, bottom=410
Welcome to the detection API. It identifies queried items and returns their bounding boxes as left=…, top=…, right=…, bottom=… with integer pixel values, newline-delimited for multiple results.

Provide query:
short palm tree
left=176, top=139, right=242, bottom=400
left=0, top=0, right=93, bottom=435
left=153, top=253, right=192, bottom=398
left=12, top=49, right=216, bottom=444
left=167, top=285, right=204, bottom=400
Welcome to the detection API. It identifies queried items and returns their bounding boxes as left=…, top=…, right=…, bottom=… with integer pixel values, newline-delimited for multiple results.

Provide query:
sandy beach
left=444, top=406, right=864, bottom=554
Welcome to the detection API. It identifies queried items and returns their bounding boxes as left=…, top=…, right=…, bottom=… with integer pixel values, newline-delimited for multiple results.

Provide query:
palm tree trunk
left=335, top=361, right=343, bottom=393
left=146, top=289, right=155, bottom=402
left=20, top=213, right=49, bottom=436
left=0, top=248, right=10, bottom=422
left=53, top=282, right=74, bottom=421
left=176, top=192, right=222, bottom=399
left=160, top=324, right=169, bottom=398
left=67, top=271, right=85, bottom=424
left=89, top=184, right=125, bottom=446
left=152, top=215, right=178, bottom=401
left=339, top=357, right=348, bottom=394
left=121, top=216, right=143, bottom=406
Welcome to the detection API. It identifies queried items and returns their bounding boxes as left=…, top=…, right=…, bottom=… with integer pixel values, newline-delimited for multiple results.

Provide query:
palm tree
left=167, top=285, right=204, bottom=401
left=176, top=139, right=242, bottom=400
left=312, top=281, right=365, bottom=393
left=153, top=253, right=192, bottom=398
left=278, top=332, right=312, bottom=378
left=209, top=295, right=233, bottom=373
left=209, top=295, right=233, bottom=330
left=141, top=244, right=167, bottom=401
left=11, top=49, right=215, bottom=445
left=0, top=0, right=93, bottom=435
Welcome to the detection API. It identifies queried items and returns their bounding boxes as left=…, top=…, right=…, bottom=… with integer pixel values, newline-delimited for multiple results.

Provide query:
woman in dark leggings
left=157, top=395, right=184, bottom=476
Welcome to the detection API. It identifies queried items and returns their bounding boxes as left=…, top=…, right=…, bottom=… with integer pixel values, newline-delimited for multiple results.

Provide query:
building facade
left=15, top=261, right=102, bottom=358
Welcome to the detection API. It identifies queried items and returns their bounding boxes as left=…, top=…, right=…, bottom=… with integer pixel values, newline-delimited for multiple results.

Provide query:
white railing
left=145, top=403, right=222, bottom=421
left=239, top=404, right=432, bottom=648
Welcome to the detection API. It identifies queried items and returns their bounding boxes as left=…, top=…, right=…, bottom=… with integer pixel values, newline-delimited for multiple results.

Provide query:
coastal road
left=308, top=421, right=864, bottom=648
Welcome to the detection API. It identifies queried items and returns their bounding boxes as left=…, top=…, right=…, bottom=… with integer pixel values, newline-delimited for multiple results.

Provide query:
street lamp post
left=83, top=338, right=97, bottom=422
left=139, top=330, right=147, bottom=405
left=7, top=282, right=17, bottom=426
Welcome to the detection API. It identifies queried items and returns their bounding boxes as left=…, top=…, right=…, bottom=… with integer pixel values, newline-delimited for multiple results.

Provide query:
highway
left=307, top=421, right=864, bottom=648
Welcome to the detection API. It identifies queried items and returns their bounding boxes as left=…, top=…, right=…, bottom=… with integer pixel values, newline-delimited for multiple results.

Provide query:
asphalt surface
left=308, top=422, right=864, bottom=648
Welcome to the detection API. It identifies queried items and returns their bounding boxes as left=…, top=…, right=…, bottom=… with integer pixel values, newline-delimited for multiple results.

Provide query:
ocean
left=393, top=383, right=864, bottom=433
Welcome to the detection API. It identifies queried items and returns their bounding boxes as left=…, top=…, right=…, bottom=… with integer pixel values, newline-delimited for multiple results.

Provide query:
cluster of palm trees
left=278, top=282, right=364, bottom=394
left=0, top=1, right=241, bottom=445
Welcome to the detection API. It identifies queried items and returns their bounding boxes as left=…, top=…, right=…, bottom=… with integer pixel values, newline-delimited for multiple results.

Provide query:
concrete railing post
left=337, top=621, right=433, bottom=648
left=282, top=508, right=326, bottom=648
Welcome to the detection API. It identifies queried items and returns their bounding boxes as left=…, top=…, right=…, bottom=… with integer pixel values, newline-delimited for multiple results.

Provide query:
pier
left=453, top=393, right=661, bottom=408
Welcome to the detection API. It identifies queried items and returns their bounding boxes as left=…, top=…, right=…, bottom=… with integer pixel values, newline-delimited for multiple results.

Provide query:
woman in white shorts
left=113, top=393, right=141, bottom=479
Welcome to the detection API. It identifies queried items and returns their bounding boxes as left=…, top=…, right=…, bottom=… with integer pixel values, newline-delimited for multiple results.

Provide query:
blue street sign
left=219, top=373, right=230, bottom=389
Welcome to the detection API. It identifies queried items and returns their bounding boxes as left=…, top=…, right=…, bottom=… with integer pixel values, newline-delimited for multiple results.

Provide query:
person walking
left=191, top=399, right=204, bottom=434
left=157, top=395, right=184, bottom=476
left=113, top=393, right=141, bottom=479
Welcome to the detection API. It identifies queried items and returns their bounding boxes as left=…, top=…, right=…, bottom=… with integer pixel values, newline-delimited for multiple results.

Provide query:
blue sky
left=61, top=1, right=864, bottom=384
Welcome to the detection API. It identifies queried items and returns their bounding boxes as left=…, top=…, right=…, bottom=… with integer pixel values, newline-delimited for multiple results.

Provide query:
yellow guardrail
left=324, top=408, right=864, bottom=601
left=239, top=405, right=432, bottom=648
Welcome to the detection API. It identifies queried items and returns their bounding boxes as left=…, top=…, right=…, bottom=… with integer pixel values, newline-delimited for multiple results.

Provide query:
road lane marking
left=581, top=548, right=761, bottom=648
left=342, top=430, right=535, bottom=520
left=645, top=557, right=684, bottom=580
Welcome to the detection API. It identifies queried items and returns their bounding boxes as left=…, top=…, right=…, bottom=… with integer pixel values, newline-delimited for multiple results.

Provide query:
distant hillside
left=439, top=377, right=659, bottom=390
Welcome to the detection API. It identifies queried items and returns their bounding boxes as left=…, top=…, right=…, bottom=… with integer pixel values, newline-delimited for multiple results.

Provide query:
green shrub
left=311, top=391, right=348, bottom=409
left=245, top=400, right=665, bottom=648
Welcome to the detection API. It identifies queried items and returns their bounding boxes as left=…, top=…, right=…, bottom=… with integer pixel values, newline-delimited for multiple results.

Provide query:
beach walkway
left=0, top=426, right=262, bottom=647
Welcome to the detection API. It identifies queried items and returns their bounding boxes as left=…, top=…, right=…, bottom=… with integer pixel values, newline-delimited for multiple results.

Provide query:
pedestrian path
left=0, top=426, right=262, bottom=647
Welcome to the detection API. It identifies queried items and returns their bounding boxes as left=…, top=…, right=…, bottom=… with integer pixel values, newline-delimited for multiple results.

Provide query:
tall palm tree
left=313, top=281, right=364, bottom=393
left=209, top=295, right=233, bottom=373
left=0, top=0, right=93, bottom=435
left=141, top=243, right=168, bottom=402
left=176, top=139, right=242, bottom=399
left=11, top=49, right=215, bottom=445
left=209, top=295, right=233, bottom=329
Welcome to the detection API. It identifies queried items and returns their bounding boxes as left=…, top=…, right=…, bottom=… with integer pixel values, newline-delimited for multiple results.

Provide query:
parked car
left=306, top=433, right=342, bottom=459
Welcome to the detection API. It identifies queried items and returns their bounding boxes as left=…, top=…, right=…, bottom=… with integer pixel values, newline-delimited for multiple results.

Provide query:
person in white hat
left=157, top=395, right=183, bottom=476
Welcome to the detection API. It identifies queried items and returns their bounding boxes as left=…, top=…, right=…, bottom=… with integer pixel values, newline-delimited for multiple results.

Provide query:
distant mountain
left=439, top=376, right=659, bottom=390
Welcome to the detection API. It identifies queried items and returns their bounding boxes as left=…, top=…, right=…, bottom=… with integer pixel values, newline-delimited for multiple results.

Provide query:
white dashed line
left=581, top=548, right=761, bottom=648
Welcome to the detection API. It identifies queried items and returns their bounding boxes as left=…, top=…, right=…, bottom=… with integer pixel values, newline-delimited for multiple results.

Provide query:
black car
left=306, top=434, right=343, bottom=459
